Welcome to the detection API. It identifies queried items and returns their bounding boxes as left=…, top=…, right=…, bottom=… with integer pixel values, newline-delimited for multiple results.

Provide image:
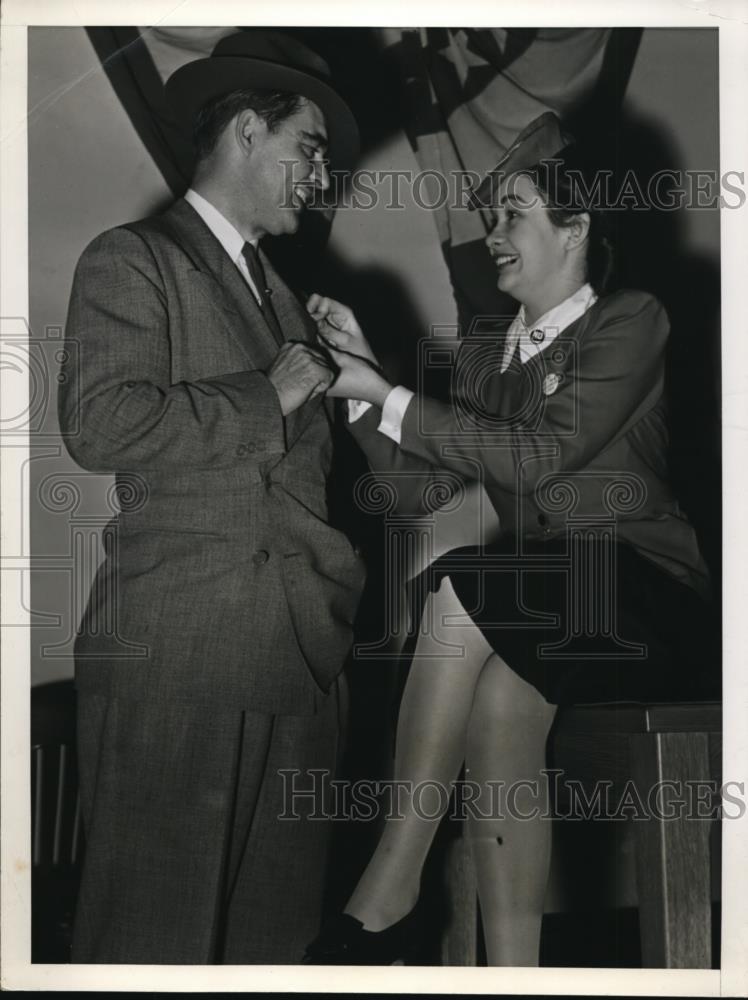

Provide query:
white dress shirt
left=184, top=187, right=263, bottom=305
left=358, top=282, right=597, bottom=445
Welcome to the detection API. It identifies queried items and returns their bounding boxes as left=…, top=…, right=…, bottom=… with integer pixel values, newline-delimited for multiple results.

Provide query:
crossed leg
left=343, top=575, right=557, bottom=965
left=344, top=577, right=493, bottom=931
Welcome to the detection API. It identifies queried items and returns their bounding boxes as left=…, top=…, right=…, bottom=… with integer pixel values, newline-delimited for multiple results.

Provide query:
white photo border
left=2, top=0, right=746, bottom=994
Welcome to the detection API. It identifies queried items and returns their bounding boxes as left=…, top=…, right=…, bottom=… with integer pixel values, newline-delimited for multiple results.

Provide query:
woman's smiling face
left=485, top=172, right=569, bottom=307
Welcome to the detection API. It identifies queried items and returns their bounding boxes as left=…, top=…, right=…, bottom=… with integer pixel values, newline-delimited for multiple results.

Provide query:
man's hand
left=267, top=341, right=336, bottom=416
left=324, top=345, right=393, bottom=406
left=306, top=294, right=379, bottom=366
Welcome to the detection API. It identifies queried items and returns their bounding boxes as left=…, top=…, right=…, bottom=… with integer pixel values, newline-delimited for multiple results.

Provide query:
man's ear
left=235, top=108, right=264, bottom=153
left=563, top=212, right=591, bottom=251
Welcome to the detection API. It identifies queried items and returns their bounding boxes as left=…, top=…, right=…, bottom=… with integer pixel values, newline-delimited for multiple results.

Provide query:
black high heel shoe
left=302, top=907, right=419, bottom=965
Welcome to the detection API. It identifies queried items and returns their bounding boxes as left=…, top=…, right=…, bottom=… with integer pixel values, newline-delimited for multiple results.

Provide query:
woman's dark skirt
left=407, top=534, right=720, bottom=707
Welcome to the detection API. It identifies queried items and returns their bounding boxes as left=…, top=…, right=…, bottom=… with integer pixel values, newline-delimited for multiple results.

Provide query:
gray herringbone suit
left=60, top=199, right=364, bottom=963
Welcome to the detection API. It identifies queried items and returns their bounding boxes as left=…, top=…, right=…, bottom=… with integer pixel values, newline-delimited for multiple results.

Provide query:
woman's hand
left=324, top=345, right=393, bottom=406
left=306, top=294, right=379, bottom=366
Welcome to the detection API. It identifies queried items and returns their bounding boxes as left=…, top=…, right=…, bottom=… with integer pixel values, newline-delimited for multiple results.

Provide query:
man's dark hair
left=192, top=89, right=304, bottom=161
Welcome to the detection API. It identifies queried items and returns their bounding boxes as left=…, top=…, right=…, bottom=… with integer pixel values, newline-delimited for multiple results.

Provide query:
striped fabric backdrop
left=85, top=26, right=640, bottom=330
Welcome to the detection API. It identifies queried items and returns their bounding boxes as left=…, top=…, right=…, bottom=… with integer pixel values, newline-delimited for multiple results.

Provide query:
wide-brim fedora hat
left=469, top=111, right=574, bottom=210
left=165, top=30, right=359, bottom=171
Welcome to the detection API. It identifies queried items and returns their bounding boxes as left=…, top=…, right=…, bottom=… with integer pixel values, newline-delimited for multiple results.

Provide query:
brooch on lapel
left=543, top=372, right=562, bottom=396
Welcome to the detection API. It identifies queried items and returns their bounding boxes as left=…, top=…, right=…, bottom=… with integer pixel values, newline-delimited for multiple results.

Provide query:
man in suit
left=59, top=31, right=365, bottom=964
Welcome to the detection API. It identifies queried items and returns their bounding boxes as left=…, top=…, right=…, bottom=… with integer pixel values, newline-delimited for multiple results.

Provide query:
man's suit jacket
left=60, top=198, right=365, bottom=714
left=348, top=289, right=710, bottom=599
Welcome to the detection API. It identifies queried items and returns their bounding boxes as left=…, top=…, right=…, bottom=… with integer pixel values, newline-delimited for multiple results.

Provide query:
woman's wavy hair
left=529, top=153, right=617, bottom=296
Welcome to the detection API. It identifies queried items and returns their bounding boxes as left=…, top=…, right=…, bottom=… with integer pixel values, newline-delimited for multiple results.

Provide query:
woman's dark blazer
left=349, top=289, right=710, bottom=599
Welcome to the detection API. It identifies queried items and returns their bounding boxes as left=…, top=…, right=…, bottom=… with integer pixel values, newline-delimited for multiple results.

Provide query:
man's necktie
left=241, top=243, right=284, bottom=346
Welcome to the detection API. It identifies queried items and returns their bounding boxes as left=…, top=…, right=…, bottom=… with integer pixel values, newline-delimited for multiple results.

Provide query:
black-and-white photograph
left=2, top=3, right=747, bottom=993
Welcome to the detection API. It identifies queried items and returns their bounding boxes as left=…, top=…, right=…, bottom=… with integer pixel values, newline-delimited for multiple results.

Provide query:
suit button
left=537, top=513, right=548, bottom=526
left=252, top=549, right=270, bottom=565
left=236, top=444, right=247, bottom=457
left=246, top=442, right=256, bottom=453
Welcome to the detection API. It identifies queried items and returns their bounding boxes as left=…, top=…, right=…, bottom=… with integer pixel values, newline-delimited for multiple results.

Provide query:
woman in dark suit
left=303, top=113, right=717, bottom=965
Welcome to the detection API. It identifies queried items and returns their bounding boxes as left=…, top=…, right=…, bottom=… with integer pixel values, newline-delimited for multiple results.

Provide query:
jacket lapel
left=455, top=305, right=594, bottom=426
left=507, top=304, right=596, bottom=420
left=163, top=200, right=281, bottom=367
left=163, top=200, right=328, bottom=451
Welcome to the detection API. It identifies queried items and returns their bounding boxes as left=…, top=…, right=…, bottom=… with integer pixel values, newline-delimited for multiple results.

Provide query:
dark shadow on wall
left=589, top=111, right=722, bottom=586
left=270, top=28, right=405, bottom=158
